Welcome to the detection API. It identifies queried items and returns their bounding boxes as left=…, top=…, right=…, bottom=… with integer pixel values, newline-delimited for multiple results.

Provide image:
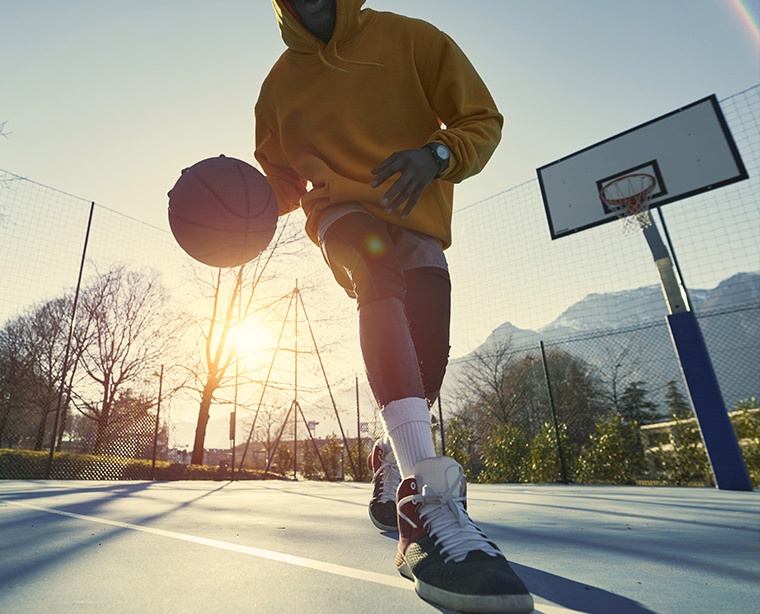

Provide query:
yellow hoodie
left=255, top=0, right=503, bottom=248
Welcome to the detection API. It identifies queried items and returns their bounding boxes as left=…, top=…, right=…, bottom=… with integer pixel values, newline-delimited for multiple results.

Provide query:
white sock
left=381, top=397, right=437, bottom=478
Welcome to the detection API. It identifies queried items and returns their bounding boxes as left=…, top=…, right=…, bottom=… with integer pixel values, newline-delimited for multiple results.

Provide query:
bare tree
left=453, top=338, right=607, bottom=474
left=186, top=260, right=286, bottom=465
left=0, top=318, right=36, bottom=447
left=0, top=296, right=80, bottom=449
left=458, top=340, right=519, bottom=425
left=596, top=336, right=644, bottom=412
left=181, top=219, right=295, bottom=465
left=72, top=266, right=181, bottom=455
left=22, top=297, right=75, bottom=449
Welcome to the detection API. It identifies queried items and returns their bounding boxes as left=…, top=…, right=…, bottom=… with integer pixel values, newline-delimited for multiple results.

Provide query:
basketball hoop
left=599, top=173, right=656, bottom=234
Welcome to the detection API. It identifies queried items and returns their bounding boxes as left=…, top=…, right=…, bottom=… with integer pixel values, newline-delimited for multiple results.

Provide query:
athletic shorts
left=318, top=203, right=448, bottom=305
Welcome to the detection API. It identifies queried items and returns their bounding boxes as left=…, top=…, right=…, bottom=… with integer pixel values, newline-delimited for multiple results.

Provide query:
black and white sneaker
left=367, top=438, right=400, bottom=531
left=395, top=457, right=534, bottom=613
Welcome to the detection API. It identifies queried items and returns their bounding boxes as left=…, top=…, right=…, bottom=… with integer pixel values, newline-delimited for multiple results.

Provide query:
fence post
left=45, top=202, right=94, bottom=478
left=151, top=364, right=164, bottom=480
left=540, top=341, right=569, bottom=484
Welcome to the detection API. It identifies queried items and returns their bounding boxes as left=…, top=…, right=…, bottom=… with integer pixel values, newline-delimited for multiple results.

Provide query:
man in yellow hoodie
left=255, top=2, right=533, bottom=612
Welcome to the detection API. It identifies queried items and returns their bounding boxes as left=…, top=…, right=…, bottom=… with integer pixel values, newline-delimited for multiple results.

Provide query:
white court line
left=3, top=498, right=410, bottom=591
left=3, top=498, right=584, bottom=614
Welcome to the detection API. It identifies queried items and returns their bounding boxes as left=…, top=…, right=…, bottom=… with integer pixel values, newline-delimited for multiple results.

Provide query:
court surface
left=0, top=480, right=757, bottom=613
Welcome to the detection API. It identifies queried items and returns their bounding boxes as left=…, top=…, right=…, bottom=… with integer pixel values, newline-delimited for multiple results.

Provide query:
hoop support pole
left=639, top=221, right=751, bottom=490
left=667, top=311, right=753, bottom=491
left=642, top=223, right=687, bottom=314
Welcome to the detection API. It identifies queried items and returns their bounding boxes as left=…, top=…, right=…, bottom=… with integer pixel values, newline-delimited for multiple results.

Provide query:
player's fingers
left=370, top=154, right=401, bottom=188
left=382, top=175, right=413, bottom=213
left=399, top=185, right=425, bottom=219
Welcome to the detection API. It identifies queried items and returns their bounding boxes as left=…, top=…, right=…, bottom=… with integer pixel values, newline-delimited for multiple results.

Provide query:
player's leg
left=321, top=212, right=532, bottom=613
left=320, top=211, right=436, bottom=475
left=391, top=242, right=533, bottom=613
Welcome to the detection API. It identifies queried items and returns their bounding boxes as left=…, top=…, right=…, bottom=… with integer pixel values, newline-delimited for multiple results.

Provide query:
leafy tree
left=443, top=414, right=477, bottom=480
left=453, top=341, right=606, bottom=483
left=664, top=380, right=691, bottom=419
left=345, top=438, right=371, bottom=482
left=320, top=434, right=344, bottom=480
left=271, top=443, right=293, bottom=476
left=445, top=414, right=480, bottom=480
left=618, top=381, right=662, bottom=425
left=641, top=380, right=714, bottom=485
left=544, top=349, right=608, bottom=448
left=301, top=437, right=321, bottom=479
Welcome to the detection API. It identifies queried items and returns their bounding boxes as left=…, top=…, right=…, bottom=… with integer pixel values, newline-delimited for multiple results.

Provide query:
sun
left=233, top=318, right=276, bottom=361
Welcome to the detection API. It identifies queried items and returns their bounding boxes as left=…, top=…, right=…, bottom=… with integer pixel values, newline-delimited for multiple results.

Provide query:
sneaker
left=396, top=457, right=534, bottom=614
left=367, top=438, right=400, bottom=531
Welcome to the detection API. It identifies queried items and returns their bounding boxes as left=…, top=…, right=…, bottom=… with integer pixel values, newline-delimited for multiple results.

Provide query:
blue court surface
left=0, top=480, right=757, bottom=613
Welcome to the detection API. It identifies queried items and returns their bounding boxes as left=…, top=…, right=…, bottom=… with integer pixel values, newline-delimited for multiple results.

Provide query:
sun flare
left=233, top=318, right=276, bottom=359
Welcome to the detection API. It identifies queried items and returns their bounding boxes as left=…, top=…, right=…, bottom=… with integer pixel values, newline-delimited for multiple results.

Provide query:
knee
left=323, top=216, right=406, bottom=307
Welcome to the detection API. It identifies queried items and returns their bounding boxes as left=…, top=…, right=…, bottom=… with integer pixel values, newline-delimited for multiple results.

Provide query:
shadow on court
left=0, top=480, right=757, bottom=613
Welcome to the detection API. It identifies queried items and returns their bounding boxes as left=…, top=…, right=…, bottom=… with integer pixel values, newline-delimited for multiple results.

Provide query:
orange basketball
left=167, top=155, right=278, bottom=267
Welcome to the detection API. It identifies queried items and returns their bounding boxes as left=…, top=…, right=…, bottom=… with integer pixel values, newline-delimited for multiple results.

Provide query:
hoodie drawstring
left=317, top=43, right=385, bottom=73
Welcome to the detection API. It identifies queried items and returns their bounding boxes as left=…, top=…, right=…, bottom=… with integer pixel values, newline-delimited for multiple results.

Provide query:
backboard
left=537, top=95, right=749, bottom=240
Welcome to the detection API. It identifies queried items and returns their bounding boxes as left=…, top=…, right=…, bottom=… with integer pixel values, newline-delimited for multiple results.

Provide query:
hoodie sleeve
left=419, top=30, right=503, bottom=184
left=254, top=101, right=307, bottom=216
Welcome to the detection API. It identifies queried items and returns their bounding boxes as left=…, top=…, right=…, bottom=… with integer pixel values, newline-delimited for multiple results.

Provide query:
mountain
left=702, top=272, right=760, bottom=310
left=442, top=271, right=760, bottom=414
left=471, top=277, right=742, bottom=351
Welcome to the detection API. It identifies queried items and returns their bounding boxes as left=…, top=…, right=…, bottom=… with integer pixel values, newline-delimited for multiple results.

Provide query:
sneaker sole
left=397, top=559, right=534, bottom=614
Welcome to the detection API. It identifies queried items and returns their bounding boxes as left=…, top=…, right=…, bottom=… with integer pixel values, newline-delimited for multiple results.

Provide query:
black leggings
left=403, top=266, right=451, bottom=402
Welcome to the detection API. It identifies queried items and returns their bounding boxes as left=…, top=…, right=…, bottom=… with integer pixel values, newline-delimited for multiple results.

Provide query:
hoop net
left=599, top=173, right=656, bottom=234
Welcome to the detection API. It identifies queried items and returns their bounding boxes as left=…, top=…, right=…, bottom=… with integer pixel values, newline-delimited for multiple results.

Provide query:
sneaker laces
left=373, top=451, right=401, bottom=504
left=398, top=464, right=501, bottom=563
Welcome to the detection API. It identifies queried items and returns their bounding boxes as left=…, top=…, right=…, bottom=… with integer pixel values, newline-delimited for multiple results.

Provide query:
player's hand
left=370, top=148, right=438, bottom=219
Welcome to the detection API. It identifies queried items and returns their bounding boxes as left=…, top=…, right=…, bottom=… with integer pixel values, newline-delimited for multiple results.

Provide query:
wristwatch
left=423, top=142, right=450, bottom=177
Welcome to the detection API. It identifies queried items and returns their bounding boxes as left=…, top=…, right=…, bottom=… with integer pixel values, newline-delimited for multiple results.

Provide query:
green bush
left=0, top=449, right=272, bottom=481
left=731, top=399, right=760, bottom=487
left=478, top=424, right=529, bottom=483
left=647, top=415, right=713, bottom=486
left=523, top=423, right=573, bottom=483
left=0, top=449, right=48, bottom=479
left=575, top=414, right=645, bottom=484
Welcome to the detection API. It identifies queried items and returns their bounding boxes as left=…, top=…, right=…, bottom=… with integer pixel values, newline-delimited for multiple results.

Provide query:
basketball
left=167, top=155, right=278, bottom=268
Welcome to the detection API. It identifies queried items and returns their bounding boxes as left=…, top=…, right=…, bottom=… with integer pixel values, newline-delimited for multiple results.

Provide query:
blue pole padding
left=666, top=311, right=753, bottom=491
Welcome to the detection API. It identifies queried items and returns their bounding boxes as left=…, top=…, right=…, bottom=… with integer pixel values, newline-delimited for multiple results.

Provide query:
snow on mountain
left=442, top=272, right=759, bottom=413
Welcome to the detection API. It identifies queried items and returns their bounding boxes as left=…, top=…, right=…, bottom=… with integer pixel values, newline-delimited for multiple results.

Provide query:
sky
left=2, top=0, right=758, bottom=230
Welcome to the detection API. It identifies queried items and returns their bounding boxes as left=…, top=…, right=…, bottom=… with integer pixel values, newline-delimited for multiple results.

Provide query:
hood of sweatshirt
left=272, top=0, right=373, bottom=70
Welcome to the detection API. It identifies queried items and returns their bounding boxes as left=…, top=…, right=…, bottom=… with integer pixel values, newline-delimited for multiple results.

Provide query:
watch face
left=435, top=144, right=450, bottom=161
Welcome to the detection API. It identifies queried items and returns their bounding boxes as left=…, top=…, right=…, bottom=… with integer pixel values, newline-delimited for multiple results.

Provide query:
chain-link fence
left=1, top=87, right=758, bottom=484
